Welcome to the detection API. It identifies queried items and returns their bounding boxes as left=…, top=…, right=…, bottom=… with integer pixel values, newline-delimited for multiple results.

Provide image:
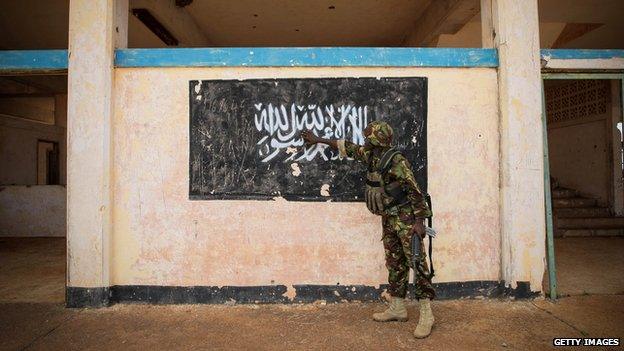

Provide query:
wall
left=548, top=121, right=610, bottom=203
left=0, top=96, right=67, bottom=185
left=0, top=95, right=67, bottom=237
left=546, top=80, right=611, bottom=204
left=435, top=1, right=624, bottom=50
left=111, top=67, right=501, bottom=294
left=0, top=185, right=66, bottom=237
left=436, top=19, right=573, bottom=49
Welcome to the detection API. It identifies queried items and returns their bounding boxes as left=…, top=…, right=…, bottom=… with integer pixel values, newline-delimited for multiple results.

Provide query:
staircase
left=552, top=187, right=624, bottom=237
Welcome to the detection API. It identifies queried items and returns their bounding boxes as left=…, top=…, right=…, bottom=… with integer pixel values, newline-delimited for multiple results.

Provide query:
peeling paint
left=495, top=0, right=545, bottom=292
left=283, top=286, right=297, bottom=300
left=272, top=196, right=287, bottom=203
left=66, top=0, right=117, bottom=287
left=320, top=184, right=330, bottom=197
left=290, top=162, right=301, bottom=177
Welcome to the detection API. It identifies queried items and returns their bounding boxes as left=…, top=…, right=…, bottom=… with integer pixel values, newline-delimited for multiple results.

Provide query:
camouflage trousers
left=382, top=211, right=436, bottom=300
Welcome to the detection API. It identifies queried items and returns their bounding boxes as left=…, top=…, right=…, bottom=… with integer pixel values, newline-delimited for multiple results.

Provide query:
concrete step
left=551, top=188, right=577, bottom=199
left=553, top=198, right=597, bottom=208
left=557, top=228, right=624, bottom=237
left=557, top=217, right=624, bottom=230
left=554, top=207, right=612, bottom=218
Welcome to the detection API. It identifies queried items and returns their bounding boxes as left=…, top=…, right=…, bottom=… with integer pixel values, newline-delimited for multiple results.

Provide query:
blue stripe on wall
left=2, top=48, right=623, bottom=72
left=114, top=48, right=499, bottom=68
left=541, top=49, right=624, bottom=60
left=0, top=50, right=68, bottom=71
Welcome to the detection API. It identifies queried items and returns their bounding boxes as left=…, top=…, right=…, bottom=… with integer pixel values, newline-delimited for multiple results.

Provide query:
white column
left=480, top=0, right=494, bottom=48
left=491, top=0, right=546, bottom=294
left=115, top=0, right=129, bottom=49
left=66, top=0, right=127, bottom=307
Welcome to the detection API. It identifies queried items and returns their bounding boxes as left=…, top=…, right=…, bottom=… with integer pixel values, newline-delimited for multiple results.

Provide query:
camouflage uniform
left=338, top=121, right=435, bottom=300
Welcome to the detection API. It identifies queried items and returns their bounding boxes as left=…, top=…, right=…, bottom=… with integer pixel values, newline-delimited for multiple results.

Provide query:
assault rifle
left=411, top=194, right=435, bottom=299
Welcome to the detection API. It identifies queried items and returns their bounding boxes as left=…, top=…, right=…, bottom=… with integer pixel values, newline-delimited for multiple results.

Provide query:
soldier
left=302, top=121, right=435, bottom=339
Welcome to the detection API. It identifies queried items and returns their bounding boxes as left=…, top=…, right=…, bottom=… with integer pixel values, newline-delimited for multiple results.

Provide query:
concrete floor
left=1, top=297, right=623, bottom=350
left=1, top=237, right=623, bottom=350
left=549, top=237, right=624, bottom=296
left=0, top=238, right=65, bottom=303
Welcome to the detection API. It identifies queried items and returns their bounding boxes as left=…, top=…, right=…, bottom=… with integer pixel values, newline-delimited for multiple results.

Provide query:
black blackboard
left=189, top=77, right=427, bottom=201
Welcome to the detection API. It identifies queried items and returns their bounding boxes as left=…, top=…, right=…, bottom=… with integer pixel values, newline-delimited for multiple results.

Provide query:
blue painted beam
left=2, top=48, right=623, bottom=72
left=541, top=49, right=624, bottom=60
left=115, top=48, right=499, bottom=68
left=0, top=50, right=68, bottom=71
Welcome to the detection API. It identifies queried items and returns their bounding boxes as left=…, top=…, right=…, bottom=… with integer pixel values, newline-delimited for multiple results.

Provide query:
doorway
left=543, top=75, right=624, bottom=297
left=0, top=74, right=67, bottom=303
left=37, top=140, right=60, bottom=185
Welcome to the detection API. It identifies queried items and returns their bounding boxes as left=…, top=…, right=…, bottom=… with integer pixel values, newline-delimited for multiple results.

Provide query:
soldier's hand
left=411, top=219, right=426, bottom=238
left=301, top=130, right=318, bottom=145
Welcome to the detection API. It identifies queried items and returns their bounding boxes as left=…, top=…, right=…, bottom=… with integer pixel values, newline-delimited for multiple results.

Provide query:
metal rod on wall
left=541, top=79, right=558, bottom=300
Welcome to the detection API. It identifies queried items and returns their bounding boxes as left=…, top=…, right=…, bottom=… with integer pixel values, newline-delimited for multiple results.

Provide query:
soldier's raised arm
left=301, top=130, right=339, bottom=150
left=301, top=129, right=371, bottom=164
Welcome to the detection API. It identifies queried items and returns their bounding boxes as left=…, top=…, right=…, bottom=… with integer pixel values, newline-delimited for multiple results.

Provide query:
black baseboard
left=66, top=287, right=110, bottom=308
left=66, top=280, right=539, bottom=308
left=110, top=285, right=290, bottom=304
left=293, top=284, right=383, bottom=303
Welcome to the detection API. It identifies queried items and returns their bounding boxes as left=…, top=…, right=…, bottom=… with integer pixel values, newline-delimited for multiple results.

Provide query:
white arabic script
left=254, top=103, right=369, bottom=162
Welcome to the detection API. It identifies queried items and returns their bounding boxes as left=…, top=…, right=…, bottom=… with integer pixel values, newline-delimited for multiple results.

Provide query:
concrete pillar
left=480, top=0, right=494, bottom=48
left=491, top=0, right=546, bottom=295
left=54, top=94, right=68, bottom=185
left=66, top=0, right=127, bottom=307
left=114, top=0, right=129, bottom=49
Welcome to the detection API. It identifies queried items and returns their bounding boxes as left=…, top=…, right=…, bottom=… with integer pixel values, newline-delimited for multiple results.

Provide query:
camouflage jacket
left=339, top=140, right=432, bottom=218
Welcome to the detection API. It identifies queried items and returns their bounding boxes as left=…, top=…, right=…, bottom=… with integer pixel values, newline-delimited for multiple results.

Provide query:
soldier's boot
left=372, top=297, right=408, bottom=322
left=413, top=298, right=434, bottom=338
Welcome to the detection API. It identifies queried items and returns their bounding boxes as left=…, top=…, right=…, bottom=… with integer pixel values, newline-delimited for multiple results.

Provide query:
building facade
left=0, top=0, right=622, bottom=307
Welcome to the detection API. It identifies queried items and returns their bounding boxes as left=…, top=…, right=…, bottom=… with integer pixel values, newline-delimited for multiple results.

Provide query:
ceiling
left=185, top=0, right=430, bottom=47
left=0, top=0, right=69, bottom=50
left=537, top=0, right=624, bottom=49
left=0, top=0, right=622, bottom=49
left=0, top=76, right=67, bottom=95
left=0, top=0, right=166, bottom=49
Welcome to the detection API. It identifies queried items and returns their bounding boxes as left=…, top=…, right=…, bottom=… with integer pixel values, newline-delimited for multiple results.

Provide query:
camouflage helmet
left=365, top=121, right=393, bottom=147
